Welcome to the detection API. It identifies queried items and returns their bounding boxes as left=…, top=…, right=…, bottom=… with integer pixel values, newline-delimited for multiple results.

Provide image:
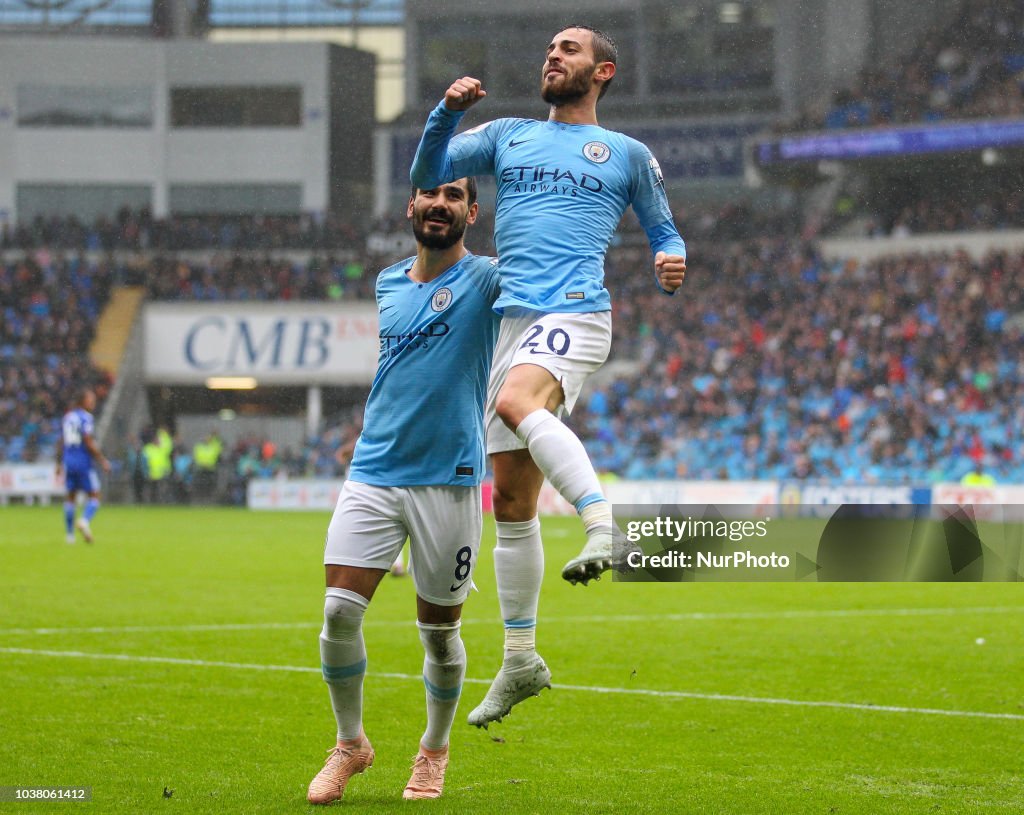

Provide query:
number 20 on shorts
left=520, top=324, right=571, bottom=356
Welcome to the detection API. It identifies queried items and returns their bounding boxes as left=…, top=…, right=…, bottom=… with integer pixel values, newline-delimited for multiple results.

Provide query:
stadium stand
left=145, top=253, right=377, bottom=302
left=4, top=210, right=383, bottom=253
left=826, top=188, right=1024, bottom=239
left=0, top=253, right=114, bottom=462
left=5, top=0, right=1022, bottom=494
left=575, top=238, right=1024, bottom=484
left=5, top=197, right=1022, bottom=489
left=781, top=0, right=1024, bottom=131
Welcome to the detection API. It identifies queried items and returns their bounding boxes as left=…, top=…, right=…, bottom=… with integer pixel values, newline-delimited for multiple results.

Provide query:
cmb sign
left=145, top=303, right=379, bottom=385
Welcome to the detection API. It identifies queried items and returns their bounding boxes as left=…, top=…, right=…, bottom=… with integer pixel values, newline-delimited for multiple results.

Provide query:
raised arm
left=410, top=77, right=502, bottom=190
left=628, top=141, right=687, bottom=294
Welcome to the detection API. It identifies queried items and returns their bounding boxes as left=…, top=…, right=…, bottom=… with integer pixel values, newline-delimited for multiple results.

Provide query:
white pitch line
left=2, top=646, right=1022, bottom=722
left=0, top=605, right=1022, bottom=637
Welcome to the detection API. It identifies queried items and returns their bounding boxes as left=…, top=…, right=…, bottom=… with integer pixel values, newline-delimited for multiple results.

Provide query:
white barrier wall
left=245, top=478, right=1024, bottom=513
left=0, top=464, right=62, bottom=504
left=819, top=229, right=1024, bottom=262
left=248, top=479, right=784, bottom=512
left=9, top=465, right=1018, bottom=510
left=247, top=479, right=345, bottom=511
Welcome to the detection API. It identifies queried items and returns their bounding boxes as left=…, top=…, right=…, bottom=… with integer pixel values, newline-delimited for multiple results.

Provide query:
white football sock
left=320, top=587, right=368, bottom=742
left=516, top=409, right=609, bottom=527
left=580, top=500, right=613, bottom=537
left=494, top=517, right=543, bottom=656
left=418, top=620, right=466, bottom=750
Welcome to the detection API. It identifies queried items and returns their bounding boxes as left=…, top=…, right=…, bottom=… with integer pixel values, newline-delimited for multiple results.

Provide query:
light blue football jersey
left=348, top=253, right=501, bottom=487
left=62, top=408, right=96, bottom=472
left=411, top=102, right=687, bottom=314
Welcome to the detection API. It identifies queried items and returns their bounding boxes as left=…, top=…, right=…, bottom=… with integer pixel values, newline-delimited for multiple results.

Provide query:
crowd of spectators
left=782, top=0, right=1024, bottom=131
left=829, top=187, right=1024, bottom=238
left=571, top=239, right=1024, bottom=484
left=189, top=232, right=1024, bottom=487
left=4, top=190, right=1023, bottom=486
left=144, top=254, right=380, bottom=302
left=0, top=251, right=113, bottom=463
left=211, top=409, right=364, bottom=504
left=1, top=208, right=371, bottom=253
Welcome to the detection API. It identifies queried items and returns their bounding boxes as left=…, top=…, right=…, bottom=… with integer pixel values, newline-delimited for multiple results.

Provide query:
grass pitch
left=1, top=506, right=1023, bottom=814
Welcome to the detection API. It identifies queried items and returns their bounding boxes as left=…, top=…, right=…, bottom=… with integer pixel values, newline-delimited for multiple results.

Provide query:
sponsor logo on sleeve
left=649, top=155, right=665, bottom=186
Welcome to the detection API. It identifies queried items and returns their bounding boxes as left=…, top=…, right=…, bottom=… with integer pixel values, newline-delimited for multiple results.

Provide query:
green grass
left=1, top=506, right=1023, bottom=814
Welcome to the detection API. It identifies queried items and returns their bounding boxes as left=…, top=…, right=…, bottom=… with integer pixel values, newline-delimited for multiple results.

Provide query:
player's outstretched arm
left=626, top=140, right=688, bottom=295
left=410, top=77, right=499, bottom=191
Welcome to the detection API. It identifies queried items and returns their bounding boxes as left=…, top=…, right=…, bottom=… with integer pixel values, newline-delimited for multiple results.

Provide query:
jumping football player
left=411, top=25, right=687, bottom=727
left=306, top=177, right=499, bottom=804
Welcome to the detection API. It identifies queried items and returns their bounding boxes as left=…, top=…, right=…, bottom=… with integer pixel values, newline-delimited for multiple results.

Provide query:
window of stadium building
left=16, top=184, right=152, bottom=222
left=168, top=184, right=302, bottom=215
left=17, top=85, right=153, bottom=128
left=170, top=86, right=302, bottom=128
left=649, top=2, right=774, bottom=93
left=419, top=37, right=487, bottom=105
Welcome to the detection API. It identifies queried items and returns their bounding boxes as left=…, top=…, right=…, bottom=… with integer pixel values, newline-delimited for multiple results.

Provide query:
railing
left=95, top=302, right=148, bottom=464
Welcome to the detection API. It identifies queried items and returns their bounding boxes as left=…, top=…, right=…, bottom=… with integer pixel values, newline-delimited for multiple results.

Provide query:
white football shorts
left=324, top=480, right=481, bottom=607
left=485, top=309, right=612, bottom=455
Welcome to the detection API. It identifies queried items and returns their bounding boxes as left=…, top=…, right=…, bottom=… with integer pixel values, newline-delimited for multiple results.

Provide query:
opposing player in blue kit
left=55, top=388, right=110, bottom=544
left=411, top=24, right=687, bottom=727
left=306, top=177, right=501, bottom=804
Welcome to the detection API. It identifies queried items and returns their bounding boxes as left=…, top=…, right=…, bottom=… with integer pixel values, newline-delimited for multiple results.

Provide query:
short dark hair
left=410, top=177, right=478, bottom=207
left=560, top=24, right=618, bottom=98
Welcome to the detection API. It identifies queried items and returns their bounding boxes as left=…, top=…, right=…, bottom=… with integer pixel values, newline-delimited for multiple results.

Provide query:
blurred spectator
left=192, top=431, right=223, bottom=499
left=172, top=444, right=194, bottom=503
left=960, top=461, right=997, bottom=486
left=125, top=435, right=148, bottom=504
left=142, top=427, right=173, bottom=502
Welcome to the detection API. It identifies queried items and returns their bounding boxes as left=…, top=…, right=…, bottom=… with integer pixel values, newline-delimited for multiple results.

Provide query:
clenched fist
left=444, top=76, right=487, bottom=112
left=655, top=251, right=687, bottom=293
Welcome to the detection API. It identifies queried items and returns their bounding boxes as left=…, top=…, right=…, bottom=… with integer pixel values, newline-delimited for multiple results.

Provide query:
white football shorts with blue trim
left=485, top=309, right=612, bottom=455
left=324, top=480, right=481, bottom=606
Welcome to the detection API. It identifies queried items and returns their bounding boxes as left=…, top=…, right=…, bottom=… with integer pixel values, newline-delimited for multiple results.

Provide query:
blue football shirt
left=411, top=102, right=687, bottom=314
left=62, top=408, right=96, bottom=472
left=348, top=253, right=501, bottom=487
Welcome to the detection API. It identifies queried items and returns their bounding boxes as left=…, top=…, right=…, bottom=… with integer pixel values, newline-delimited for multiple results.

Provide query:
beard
left=540, top=64, right=594, bottom=106
left=412, top=208, right=466, bottom=250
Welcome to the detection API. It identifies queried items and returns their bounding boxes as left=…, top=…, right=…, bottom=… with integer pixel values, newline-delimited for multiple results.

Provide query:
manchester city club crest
left=431, top=287, right=453, bottom=312
left=583, top=141, right=611, bottom=163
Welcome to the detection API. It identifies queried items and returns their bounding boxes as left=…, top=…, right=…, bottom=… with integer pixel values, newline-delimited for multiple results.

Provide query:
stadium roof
left=0, top=0, right=404, bottom=30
